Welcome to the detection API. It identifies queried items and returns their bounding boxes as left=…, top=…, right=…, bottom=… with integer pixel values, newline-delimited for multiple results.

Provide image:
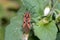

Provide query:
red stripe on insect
left=23, top=12, right=31, bottom=34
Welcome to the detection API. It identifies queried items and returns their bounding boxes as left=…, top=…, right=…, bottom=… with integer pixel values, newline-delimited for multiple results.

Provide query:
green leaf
left=56, top=32, right=60, bottom=40
left=0, top=27, right=5, bottom=40
left=55, top=0, right=60, bottom=10
left=21, top=0, right=50, bottom=17
left=57, top=23, right=60, bottom=32
left=33, top=21, right=58, bottom=40
left=5, top=7, right=26, bottom=40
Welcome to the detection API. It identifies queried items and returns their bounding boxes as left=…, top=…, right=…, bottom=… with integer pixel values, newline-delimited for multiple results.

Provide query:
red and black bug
left=23, top=11, right=31, bottom=34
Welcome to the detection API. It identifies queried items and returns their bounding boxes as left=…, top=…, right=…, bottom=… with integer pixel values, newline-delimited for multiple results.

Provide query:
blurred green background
left=0, top=0, right=22, bottom=40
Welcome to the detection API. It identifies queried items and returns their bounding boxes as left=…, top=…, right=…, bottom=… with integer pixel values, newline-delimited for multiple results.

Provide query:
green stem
left=0, top=27, right=5, bottom=40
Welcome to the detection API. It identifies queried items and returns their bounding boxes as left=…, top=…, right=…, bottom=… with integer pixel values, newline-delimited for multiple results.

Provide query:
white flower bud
left=44, top=7, right=50, bottom=16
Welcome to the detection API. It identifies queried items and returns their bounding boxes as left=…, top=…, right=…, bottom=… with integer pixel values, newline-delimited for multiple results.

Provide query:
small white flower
left=44, top=7, right=50, bottom=16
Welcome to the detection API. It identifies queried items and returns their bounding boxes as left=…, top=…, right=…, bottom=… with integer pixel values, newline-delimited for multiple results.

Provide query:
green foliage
left=5, top=7, right=26, bottom=40
left=33, top=20, right=58, bottom=40
left=4, top=0, right=59, bottom=40
left=0, top=0, right=60, bottom=40
left=56, top=32, right=60, bottom=40
left=0, top=27, right=5, bottom=40
left=21, top=0, right=50, bottom=17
